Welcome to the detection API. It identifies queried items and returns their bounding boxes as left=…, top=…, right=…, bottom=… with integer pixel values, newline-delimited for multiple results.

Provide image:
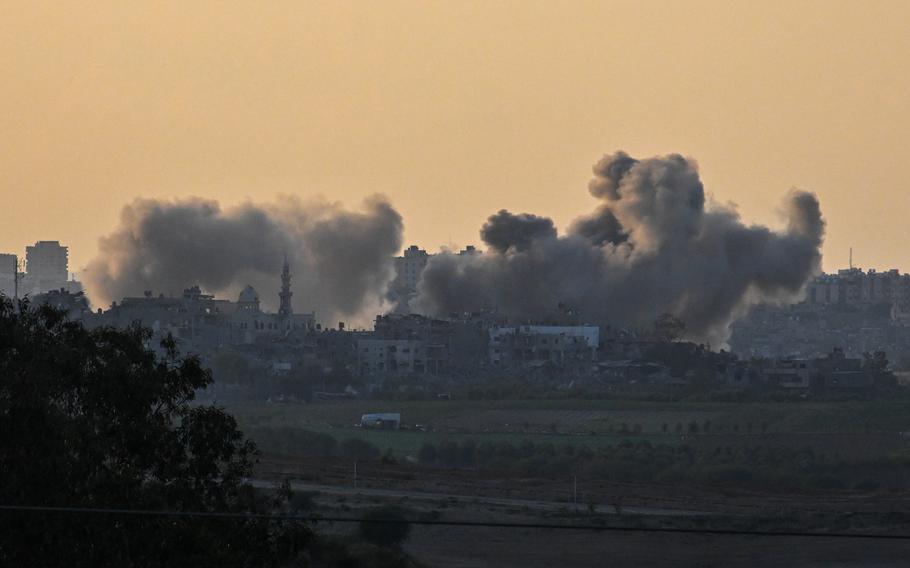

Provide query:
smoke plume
left=414, top=152, right=824, bottom=345
left=84, top=195, right=403, bottom=324
left=481, top=211, right=557, bottom=253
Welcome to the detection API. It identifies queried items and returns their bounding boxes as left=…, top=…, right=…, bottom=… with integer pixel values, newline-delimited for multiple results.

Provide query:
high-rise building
left=393, top=245, right=430, bottom=293
left=391, top=244, right=479, bottom=296
left=25, top=241, right=68, bottom=293
left=0, top=253, right=17, bottom=298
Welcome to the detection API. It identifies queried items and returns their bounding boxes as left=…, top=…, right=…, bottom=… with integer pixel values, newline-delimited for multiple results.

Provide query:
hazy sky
left=1, top=1, right=908, bottom=273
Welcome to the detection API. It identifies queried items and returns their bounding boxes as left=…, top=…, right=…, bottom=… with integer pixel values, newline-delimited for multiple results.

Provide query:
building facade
left=0, top=253, right=16, bottom=298
left=489, top=325, right=600, bottom=367
left=392, top=245, right=430, bottom=294
left=24, top=241, right=69, bottom=294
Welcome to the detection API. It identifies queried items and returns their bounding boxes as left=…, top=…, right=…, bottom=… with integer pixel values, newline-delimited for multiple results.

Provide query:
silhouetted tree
left=418, top=443, right=438, bottom=465
left=438, top=440, right=460, bottom=467
left=0, top=299, right=311, bottom=566
left=460, top=439, right=477, bottom=467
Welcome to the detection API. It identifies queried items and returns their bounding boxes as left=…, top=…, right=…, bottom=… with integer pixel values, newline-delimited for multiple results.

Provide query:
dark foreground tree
left=0, top=299, right=311, bottom=567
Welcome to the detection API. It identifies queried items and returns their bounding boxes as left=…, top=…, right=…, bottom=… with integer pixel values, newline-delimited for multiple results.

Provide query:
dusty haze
left=0, top=1, right=908, bottom=273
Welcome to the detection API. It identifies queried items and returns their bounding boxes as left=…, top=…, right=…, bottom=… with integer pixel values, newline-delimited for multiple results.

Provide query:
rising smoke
left=413, top=152, right=825, bottom=345
left=84, top=195, right=403, bottom=324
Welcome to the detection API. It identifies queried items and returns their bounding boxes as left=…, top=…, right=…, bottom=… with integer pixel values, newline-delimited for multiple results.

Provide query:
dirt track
left=257, top=457, right=910, bottom=566
left=405, top=526, right=910, bottom=568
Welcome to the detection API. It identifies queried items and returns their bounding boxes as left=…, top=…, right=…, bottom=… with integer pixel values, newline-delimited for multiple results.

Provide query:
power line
left=1, top=504, right=910, bottom=540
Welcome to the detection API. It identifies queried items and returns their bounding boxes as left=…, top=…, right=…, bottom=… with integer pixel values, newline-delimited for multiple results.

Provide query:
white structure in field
left=360, top=413, right=401, bottom=429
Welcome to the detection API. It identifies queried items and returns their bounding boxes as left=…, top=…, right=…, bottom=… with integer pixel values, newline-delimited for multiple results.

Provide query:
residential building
left=806, top=268, right=910, bottom=306
left=31, top=288, right=90, bottom=319
left=392, top=245, right=430, bottom=294
left=357, top=338, right=428, bottom=376
left=489, top=325, right=600, bottom=367
left=0, top=253, right=16, bottom=298
left=23, top=241, right=69, bottom=294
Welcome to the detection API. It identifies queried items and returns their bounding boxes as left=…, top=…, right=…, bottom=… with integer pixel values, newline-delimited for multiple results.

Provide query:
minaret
left=278, top=255, right=293, bottom=319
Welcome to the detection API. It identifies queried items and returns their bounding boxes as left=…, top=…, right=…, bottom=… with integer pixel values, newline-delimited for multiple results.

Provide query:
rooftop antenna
left=849, top=247, right=853, bottom=269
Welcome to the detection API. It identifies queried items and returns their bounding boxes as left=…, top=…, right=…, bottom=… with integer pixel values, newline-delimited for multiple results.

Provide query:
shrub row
left=250, top=426, right=382, bottom=460
left=416, top=438, right=908, bottom=493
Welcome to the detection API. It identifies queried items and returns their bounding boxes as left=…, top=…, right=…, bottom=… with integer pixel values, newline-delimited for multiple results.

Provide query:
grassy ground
left=251, top=422, right=636, bottom=457
left=225, top=398, right=910, bottom=460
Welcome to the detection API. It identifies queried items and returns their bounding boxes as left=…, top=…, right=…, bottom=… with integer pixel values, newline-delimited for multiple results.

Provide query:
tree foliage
left=0, top=299, right=311, bottom=566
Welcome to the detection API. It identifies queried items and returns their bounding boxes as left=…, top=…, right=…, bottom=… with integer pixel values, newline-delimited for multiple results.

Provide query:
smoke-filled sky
left=83, top=195, right=402, bottom=326
left=1, top=1, right=908, bottom=273
left=80, top=151, right=824, bottom=344
left=415, top=152, right=823, bottom=345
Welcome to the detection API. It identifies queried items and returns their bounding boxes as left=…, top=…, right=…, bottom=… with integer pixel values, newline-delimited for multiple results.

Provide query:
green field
left=224, top=398, right=910, bottom=459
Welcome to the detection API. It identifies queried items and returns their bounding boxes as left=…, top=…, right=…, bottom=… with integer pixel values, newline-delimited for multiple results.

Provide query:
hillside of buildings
left=5, top=241, right=910, bottom=400
left=731, top=267, right=910, bottom=365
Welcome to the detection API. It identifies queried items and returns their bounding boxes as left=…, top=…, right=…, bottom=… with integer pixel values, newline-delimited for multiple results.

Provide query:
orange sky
left=1, top=1, right=909, bottom=273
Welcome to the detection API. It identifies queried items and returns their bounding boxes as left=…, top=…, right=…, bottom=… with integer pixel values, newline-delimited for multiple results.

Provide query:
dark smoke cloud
left=84, top=195, right=402, bottom=324
left=481, top=210, right=557, bottom=253
left=587, top=150, right=638, bottom=201
left=414, top=152, right=824, bottom=345
left=569, top=206, right=627, bottom=247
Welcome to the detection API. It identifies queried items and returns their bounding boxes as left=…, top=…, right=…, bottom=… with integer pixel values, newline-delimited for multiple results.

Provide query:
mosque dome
left=238, top=285, right=259, bottom=304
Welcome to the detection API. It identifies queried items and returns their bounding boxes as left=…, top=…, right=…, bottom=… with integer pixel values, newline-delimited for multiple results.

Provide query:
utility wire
left=2, top=504, right=910, bottom=540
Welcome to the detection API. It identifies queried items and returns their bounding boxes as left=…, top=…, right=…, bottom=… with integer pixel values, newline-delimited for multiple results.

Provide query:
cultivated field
left=226, top=398, right=910, bottom=461
left=237, top=397, right=910, bottom=566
